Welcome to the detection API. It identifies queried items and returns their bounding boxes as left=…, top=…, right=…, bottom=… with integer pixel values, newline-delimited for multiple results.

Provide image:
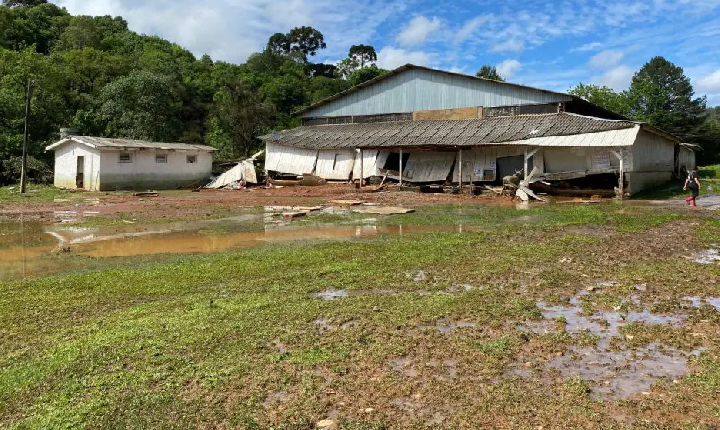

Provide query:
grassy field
left=2, top=201, right=720, bottom=429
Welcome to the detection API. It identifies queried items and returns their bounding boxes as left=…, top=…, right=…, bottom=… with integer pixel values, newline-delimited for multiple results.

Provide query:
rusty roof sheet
left=46, top=136, right=217, bottom=152
left=261, top=113, right=641, bottom=149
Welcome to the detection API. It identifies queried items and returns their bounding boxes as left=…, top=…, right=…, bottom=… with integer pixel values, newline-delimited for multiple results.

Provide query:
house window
left=186, top=155, right=197, bottom=164
left=118, top=153, right=132, bottom=163
left=155, top=154, right=168, bottom=164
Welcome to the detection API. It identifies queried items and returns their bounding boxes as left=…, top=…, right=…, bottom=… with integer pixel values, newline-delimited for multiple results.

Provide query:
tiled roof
left=261, top=113, right=640, bottom=149
left=46, top=136, right=217, bottom=152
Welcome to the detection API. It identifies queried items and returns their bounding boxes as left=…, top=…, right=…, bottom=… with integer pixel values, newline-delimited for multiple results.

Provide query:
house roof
left=260, top=112, right=657, bottom=150
left=295, top=64, right=594, bottom=117
left=45, top=136, right=217, bottom=152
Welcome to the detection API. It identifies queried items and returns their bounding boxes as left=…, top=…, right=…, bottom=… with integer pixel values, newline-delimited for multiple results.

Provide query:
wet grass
left=1, top=202, right=720, bottom=428
left=0, top=184, right=72, bottom=203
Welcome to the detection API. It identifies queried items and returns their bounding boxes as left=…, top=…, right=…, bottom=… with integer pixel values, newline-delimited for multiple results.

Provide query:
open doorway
left=76, top=156, right=84, bottom=189
left=496, top=155, right=524, bottom=184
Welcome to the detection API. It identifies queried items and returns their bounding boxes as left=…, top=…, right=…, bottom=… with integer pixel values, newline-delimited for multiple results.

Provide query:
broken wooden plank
left=282, top=212, right=307, bottom=219
left=329, top=200, right=364, bottom=206
left=352, top=206, right=415, bottom=215
left=133, top=192, right=159, bottom=197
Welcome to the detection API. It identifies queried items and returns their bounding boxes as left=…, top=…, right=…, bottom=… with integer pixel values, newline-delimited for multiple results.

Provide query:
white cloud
left=52, top=0, right=409, bottom=63
left=496, top=59, right=522, bottom=80
left=572, top=42, right=604, bottom=52
left=396, top=16, right=442, bottom=46
left=490, top=39, right=524, bottom=53
left=696, top=69, right=720, bottom=94
left=588, top=50, right=625, bottom=70
left=591, top=65, right=634, bottom=91
left=376, top=47, right=435, bottom=69
left=454, top=16, right=489, bottom=43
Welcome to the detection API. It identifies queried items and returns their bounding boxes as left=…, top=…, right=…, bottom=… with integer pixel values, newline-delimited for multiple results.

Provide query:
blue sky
left=53, top=0, right=720, bottom=105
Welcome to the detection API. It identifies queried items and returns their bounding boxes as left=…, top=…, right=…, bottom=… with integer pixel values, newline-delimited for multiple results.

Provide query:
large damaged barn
left=261, top=64, right=694, bottom=195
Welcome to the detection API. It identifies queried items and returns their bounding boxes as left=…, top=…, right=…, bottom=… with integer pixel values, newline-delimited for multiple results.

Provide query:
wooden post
left=359, top=148, right=364, bottom=187
left=20, top=79, right=33, bottom=194
left=524, top=148, right=539, bottom=180
left=399, top=149, right=403, bottom=188
left=458, top=149, right=463, bottom=192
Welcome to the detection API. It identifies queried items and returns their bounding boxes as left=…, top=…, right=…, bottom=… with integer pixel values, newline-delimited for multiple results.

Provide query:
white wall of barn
left=53, top=141, right=101, bottom=190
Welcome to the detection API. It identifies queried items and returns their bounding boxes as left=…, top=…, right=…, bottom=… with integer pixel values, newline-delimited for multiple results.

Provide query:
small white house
left=46, top=135, right=216, bottom=191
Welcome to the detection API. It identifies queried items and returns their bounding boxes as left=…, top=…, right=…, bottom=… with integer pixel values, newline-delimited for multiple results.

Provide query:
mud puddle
left=512, top=286, right=701, bottom=400
left=312, top=284, right=479, bottom=301
left=0, top=218, right=466, bottom=281
left=693, top=249, right=720, bottom=265
left=684, top=296, right=720, bottom=312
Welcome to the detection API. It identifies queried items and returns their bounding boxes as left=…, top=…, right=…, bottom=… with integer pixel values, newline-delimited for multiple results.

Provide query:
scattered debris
left=282, top=212, right=306, bottom=219
left=133, top=192, right=158, bottom=197
left=329, top=200, right=364, bottom=206
left=300, top=174, right=326, bottom=187
left=315, top=419, right=337, bottom=429
left=207, top=151, right=263, bottom=189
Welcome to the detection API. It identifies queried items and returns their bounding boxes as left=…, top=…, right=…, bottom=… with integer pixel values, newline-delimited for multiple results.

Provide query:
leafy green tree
left=208, top=81, right=274, bottom=158
left=348, top=44, right=376, bottom=68
left=568, top=83, right=632, bottom=117
left=2, top=0, right=47, bottom=8
left=476, top=65, right=504, bottom=81
left=349, top=65, right=386, bottom=86
left=626, top=57, right=706, bottom=139
left=691, top=107, right=720, bottom=164
left=261, top=75, right=307, bottom=114
left=266, top=27, right=326, bottom=62
left=0, top=2, right=68, bottom=54
left=94, top=71, right=182, bottom=141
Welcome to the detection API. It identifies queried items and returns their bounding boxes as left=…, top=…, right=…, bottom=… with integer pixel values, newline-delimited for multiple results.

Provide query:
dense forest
left=0, top=0, right=386, bottom=183
left=1, top=0, right=718, bottom=185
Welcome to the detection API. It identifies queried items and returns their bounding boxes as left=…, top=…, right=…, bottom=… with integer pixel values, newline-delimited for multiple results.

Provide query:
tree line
left=567, top=57, right=719, bottom=164
left=0, top=0, right=386, bottom=183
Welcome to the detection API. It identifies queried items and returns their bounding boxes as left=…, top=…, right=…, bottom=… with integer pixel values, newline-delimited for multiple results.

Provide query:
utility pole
left=20, top=79, right=34, bottom=194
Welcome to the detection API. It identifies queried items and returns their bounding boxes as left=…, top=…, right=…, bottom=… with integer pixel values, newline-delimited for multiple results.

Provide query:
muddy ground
left=1, top=185, right=720, bottom=429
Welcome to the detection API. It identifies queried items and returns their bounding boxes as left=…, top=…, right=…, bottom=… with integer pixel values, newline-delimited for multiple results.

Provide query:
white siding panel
left=544, top=148, right=588, bottom=173
left=631, top=130, right=675, bottom=173
left=403, top=151, right=456, bottom=183
left=315, top=149, right=356, bottom=180
left=265, top=141, right=318, bottom=175
left=678, top=147, right=696, bottom=172
left=452, top=147, right=526, bottom=182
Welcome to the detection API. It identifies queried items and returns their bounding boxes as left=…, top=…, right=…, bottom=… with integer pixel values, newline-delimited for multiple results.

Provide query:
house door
left=76, top=156, right=84, bottom=189
left=496, top=155, right=524, bottom=183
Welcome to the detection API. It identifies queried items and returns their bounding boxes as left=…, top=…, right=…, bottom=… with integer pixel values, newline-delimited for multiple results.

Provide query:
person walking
left=684, top=169, right=701, bottom=207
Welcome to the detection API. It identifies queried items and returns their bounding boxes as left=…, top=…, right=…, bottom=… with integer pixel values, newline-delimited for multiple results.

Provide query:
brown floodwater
left=0, top=215, right=464, bottom=281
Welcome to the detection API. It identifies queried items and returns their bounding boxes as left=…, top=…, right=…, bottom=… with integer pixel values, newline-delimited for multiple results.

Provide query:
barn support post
left=358, top=148, right=364, bottom=187
left=458, top=149, right=463, bottom=192
left=524, top=148, right=539, bottom=180
left=611, top=149, right=625, bottom=199
left=399, top=149, right=403, bottom=188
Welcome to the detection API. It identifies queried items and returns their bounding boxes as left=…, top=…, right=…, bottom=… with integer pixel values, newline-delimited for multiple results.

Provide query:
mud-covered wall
left=98, top=150, right=212, bottom=191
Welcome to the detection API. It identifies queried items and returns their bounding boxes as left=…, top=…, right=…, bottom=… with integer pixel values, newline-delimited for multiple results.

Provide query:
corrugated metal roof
left=295, top=64, right=576, bottom=117
left=46, top=136, right=217, bottom=152
left=261, top=113, right=640, bottom=149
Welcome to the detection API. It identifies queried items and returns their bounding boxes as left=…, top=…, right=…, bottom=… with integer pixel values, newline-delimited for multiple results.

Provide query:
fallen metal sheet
left=265, top=141, right=318, bottom=175
left=353, top=151, right=390, bottom=179
left=403, top=151, right=456, bottom=183
left=315, top=149, right=356, bottom=180
left=207, top=151, right=263, bottom=188
left=352, top=207, right=415, bottom=215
